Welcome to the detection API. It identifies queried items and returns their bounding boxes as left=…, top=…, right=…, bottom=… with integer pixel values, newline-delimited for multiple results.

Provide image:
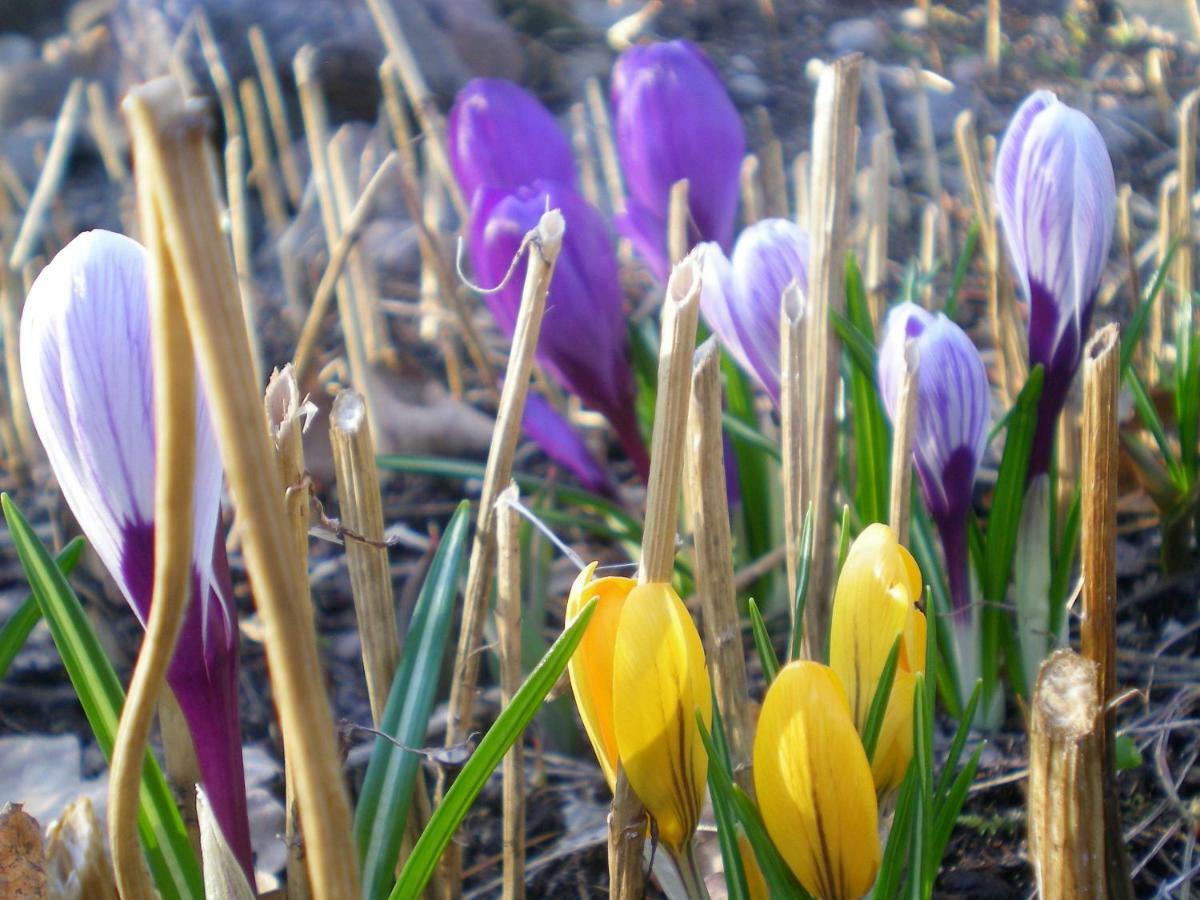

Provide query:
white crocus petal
left=698, top=241, right=760, bottom=386
left=878, top=302, right=934, bottom=423
left=995, top=89, right=1057, bottom=287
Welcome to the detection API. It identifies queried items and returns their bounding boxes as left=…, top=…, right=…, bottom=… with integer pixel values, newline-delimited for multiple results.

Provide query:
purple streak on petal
left=611, top=40, right=744, bottom=273
left=995, top=90, right=1057, bottom=289
left=521, top=392, right=616, bottom=496
left=447, top=79, right=576, bottom=202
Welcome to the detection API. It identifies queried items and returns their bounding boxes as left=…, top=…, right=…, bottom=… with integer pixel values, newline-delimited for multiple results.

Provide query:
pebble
left=728, top=71, right=769, bottom=106
left=827, top=16, right=888, bottom=58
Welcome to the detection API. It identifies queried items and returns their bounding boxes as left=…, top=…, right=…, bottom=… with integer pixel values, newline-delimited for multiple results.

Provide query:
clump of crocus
left=565, top=563, right=711, bottom=857
left=468, top=180, right=650, bottom=478
left=698, top=218, right=810, bottom=405
left=995, top=89, right=1116, bottom=478
left=611, top=39, right=745, bottom=280
left=754, top=660, right=881, bottom=899
left=21, top=231, right=252, bottom=876
left=829, top=524, right=926, bottom=795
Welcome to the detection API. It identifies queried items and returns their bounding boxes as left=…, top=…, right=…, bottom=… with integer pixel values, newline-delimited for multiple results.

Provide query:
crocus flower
left=995, top=90, right=1116, bottom=478
left=698, top=218, right=810, bottom=405
left=521, top=392, right=614, bottom=497
left=878, top=303, right=989, bottom=619
left=829, top=524, right=925, bottom=795
left=565, top=564, right=711, bottom=853
left=611, top=39, right=745, bottom=280
left=448, top=78, right=577, bottom=203
left=469, top=179, right=650, bottom=479
left=754, top=660, right=881, bottom=899
left=20, top=231, right=252, bottom=876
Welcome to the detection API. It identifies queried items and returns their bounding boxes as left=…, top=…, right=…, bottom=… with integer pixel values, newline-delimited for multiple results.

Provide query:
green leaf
left=861, top=636, right=902, bottom=763
left=706, top=705, right=750, bottom=900
left=844, top=255, right=890, bottom=525
left=943, top=219, right=979, bottom=322
left=928, top=742, right=984, bottom=877
left=1126, top=368, right=1186, bottom=490
left=935, top=680, right=981, bottom=805
left=787, top=505, right=813, bottom=661
left=357, top=502, right=471, bottom=900
left=722, top=412, right=782, bottom=462
left=723, top=353, right=777, bottom=591
left=874, top=764, right=917, bottom=898
left=389, top=596, right=600, bottom=899
left=1119, top=239, right=1176, bottom=378
left=835, top=503, right=852, bottom=583
left=1, top=495, right=202, bottom=899
left=748, top=598, right=779, bottom=683
left=1048, top=488, right=1081, bottom=642
left=1115, top=734, right=1143, bottom=772
left=0, top=537, right=85, bottom=680
left=832, top=308, right=879, bottom=379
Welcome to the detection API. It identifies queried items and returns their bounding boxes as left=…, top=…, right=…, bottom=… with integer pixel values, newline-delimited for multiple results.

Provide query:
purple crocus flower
left=698, top=218, right=810, bottom=406
left=20, top=231, right=252, bottom=876
left=469, top=180, right=650, bottom=480
left=879, top=303, right=990, bottom=620
left=995, top=90, right=1116, bottom=478
left=611, top=40, right=745, bottom=280
left=521, top=392, right=615, bottom=497
left=448, top=78, right=577, bottom=203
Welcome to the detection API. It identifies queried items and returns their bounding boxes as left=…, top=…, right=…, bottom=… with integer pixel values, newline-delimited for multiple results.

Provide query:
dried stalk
left=865, top=130, right=891, bottom=325
left=756, top=108, right=788, bottom=220
left=792, top=152, right=810, bottom=229
left=157, top=691, right=202, bottom=861
left=441, top=210, right=564, bottom=892
left=1153, top=173, right=1178, bottom=368
left=887, top=340, right=919, bottom=546
left=862, top=62, right=908, bottom=225
left=585, top=77, right=626, bottom=216
left=496, top=482, right=525, bottom=900
left=612, top=252, right=703, bottom=899
left=739, top=154, right=764, bottom=225
left=668, top=179, right=690, bottom=270
left=802, top=55, right=861, bottom=661
left=1056, top=408, right=1080, bottom=549
left=986, top=0, right=1001, bottom=72
left=195, top=11, right=243, bottom=142
left=570, top=102, right=603, bottom=210
left=379, top=60, right=419, bottom=176
left=1078, top=323, right=1134, bottom=898
left=780, top=282, right=808, bottom=617
left=239, top=78, right=288, bottom=232
left=911, top=60, right=940, bottom=202
left=225, top=134, right=264, bottom=386
left=687, top=338, right=753, bottom=794
left=1028, top=649, right=1107, bottom=899
left=330, top=389, right=400, bottom=725
left=919, top=201, right=938, bottom=307
left=86, top=81, right=129, bottom=185
left=125, top=78, right=360, bottom=899
left=1175, top=90, right=1198, bottom=337
left=0, top=263, right=35, bottom=467
left=249, top=25, right=303, bottom=208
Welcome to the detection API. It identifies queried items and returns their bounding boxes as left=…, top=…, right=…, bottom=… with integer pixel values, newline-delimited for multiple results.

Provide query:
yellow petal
left=612, top=582, right=712, bottom=852
left=829, top=523, right=925, bottom=793
left=753, top=662, right=881, bottom=900
left=737, top=833, right=769, bottom=900
left=565, top=563, right=635, bottom=790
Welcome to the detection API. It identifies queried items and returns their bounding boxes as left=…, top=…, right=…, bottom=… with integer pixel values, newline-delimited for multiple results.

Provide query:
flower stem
left=673, top=839, right=711, bottom=900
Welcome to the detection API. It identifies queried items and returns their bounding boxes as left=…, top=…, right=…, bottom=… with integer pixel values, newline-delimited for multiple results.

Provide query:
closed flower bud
left=611, top=40, right=745, bottom=280
left=829, top=524, right=926, bottom=795
left=521, top=393, right=614, bottom=497
left=995, top=90, right=1115, bottom=477
left=754, top=661, right=881, bottom=899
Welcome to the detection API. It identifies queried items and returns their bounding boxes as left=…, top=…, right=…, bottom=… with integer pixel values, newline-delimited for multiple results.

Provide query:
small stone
left=898, top=7, right=928, bottom=30
left=729, top=53, right=758, bottom=74
left=728, top=71, right=769, bottom=106
left=828, top=17, right=888, bottom=58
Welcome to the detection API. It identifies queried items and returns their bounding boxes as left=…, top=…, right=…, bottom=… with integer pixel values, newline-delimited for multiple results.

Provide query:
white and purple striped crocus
left=468, top=180, right=650, bottom=480
left=879, top=303, right=990, bottom=620
left=20, top=231, right=252, bottom=876
left=995, top=90, right=1116, bottom=478
left=698, top=218, right=810, bottom=406
left=611, top=39, right=745, bottom=280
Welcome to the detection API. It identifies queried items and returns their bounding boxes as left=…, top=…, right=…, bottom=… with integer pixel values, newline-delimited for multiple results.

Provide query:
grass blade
left=748, top=598, right=779, bottom=683
left=787, top=505, right=814, bottom=661
left=722, top=412, right=782, bottom=463
left=706, top=705, right=750, bottom=900
left=845, top=254, right=890, bottom=525
left=1119, top=239, right=1176, bottom=378
left=942, top=219, right=979, bottom=322
left=874, top=764, right=917, bottom=898
left=0, top=537, right=85, bottom=680
left=861, top=635, right=902, bottom=763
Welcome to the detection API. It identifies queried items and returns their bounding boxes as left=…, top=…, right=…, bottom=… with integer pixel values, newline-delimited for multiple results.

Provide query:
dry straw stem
left=416, top=149, right=467, bottom=393
left=1055, top=409, right=1080, bottom=549
left=687, top=338, right=753, bottom=794
left=330, top=389, right=401, bottom=726
left=379, top=60, right=420, bottom=176
left=108, top=165, right=197, bottom=900
left=1174, top=89, right=1199, bottom=324
left=911, top=60, right=941, bottom=201
left=158, top=691, right=203, bottom=861
left=865, top=129, right=892, bottom=324
left=225, top=134, right=265, bottom=387
left=440, top=209, right=564, bottom=889
left=919, top=201, right=938, bottom=307
left=1078, top=323, right=1135, bottom=898
left=780, top=282, right=808, bottom=616
left=803, top=54, right=860, bottom=662
left=887, top=340, right=920, bottom=546
left=1028, top=649, right=1107, bottom=899
left=668, top=179, right=691, bottom=269
left=249, top=25, right=303, bottom=208
left=611, top=251, right=703, bottom=900
left=755, top=108, right=788, bottom=221
left=986, top=0, right=1002, bottom=72
left=862, top=62, right=908, bottom=225
left=571, top=102, right=604, bottom=210
left=124, top=78, right=360, bottom=899
left=86, top=81, right=129, bottom=185
left=495, top=483, right=526, bottom=900
left=739, top=154, right=764, bottom=225
left=0, top=264, right=35, bottom=468
left=792, top=151, right=810, bottom=229
left=1153, top=172, right=1178, bottom=366
left=364, top=0, right=468, bottom=220
left=585, top=77, right=626, bottom=216
left=239, top=78, right=289, bottom=232
left=9, top=78, right=84, bottom=269
left=195, top=10, right=243, bottom=142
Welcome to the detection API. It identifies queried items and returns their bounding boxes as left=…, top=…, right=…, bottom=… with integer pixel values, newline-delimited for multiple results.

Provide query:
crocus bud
left=448, top=78, right=577, bottom=202
left=995, top=90, right=1115, bottom=477
left=611, top=40, right=745, bottom=280
left=698, top=218, right=810, bottom=405
left=566, top=565, right=712, bottom=852
left=468, top=180, right=649, bottom=478
left=829, top=524, right=926, bottom=795
left=878, top=303, right=989, bottom=618
left=754, top=661, right=881, bottom=899
left=521, top=392, right=614, bottom=497
left=20, top=231, right=252, bottom=876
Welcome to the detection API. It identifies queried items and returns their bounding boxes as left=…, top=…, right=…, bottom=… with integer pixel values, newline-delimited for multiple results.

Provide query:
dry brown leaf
left=0, top=801, right=49, bottom=898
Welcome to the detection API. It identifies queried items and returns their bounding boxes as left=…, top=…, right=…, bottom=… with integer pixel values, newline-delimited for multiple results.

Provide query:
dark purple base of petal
left=935, top=509, right=973, bottom=627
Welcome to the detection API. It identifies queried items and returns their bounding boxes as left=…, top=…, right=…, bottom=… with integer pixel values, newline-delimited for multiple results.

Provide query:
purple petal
left=521, top=392, right=615, bottom=496
left=615, top=201, right=670, bottom=282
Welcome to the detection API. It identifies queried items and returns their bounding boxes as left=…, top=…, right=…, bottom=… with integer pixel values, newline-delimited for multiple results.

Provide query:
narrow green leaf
left=835, top=504, right=852, bottom=582
left=874, top=764, right=917, bottom=898
left=832, top=307, right=879, bottom=378
left=1, top=495, right=202, bottom=899
left=1126, top=367, right=1184, bottom=489
left=357, top=502, right=471, bottom=900
left=1048, top=488, right=1081, bottom=641
left=706, top=705, right=750, bottom=900
left=861, top=636, right=902, bottom=763
left=943, top=219, right=979, bottom=322
left=723, top=353, right=776, bottom=588
left=935, top=680, right=981, bottom=805
left=389, top=596, right=600, bottom=899
left=928, top=742, right=985, bottom=876
left=722, top=412, right=782, bottom=462
left=910, top=672, right=933, bottom=898
left=1119, top=239, right=1176, bottom=378
left=845, top=254, right=890, bottom=524
left=787, top=505, right=813, bottom=661
left=748, top=599, right=779, bottom=683
left=0, top=537, right=85, bottom=680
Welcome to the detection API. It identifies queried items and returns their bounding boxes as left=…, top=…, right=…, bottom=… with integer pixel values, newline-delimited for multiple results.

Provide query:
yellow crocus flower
left=565, top=565, right=711, bottom=853
left=829, top=523, right=926, bottom=794
left=753, top=661, right=881, bottom=900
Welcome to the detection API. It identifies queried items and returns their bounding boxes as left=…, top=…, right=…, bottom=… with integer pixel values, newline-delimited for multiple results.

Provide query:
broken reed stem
left=792, top=152, right=810, bottom=229
left=1153, top=173, right=1177, bottom=368
left=195, top=10, right=243, bottom=142
left=1056, top=408, right=1080, bottom=549
left=865, top=129, right=891, bottom=325
left=585, top=77, right=626, bottom=215
left=687, top=338, right=753, bottom=794
left=780, top=282, right=808, bottom=618
left=416, top=149, right=466, bottom=395
left=1078, top=323, right=1135, bottom=899
left=225, top=134, right=265, bottom=387
left=756, top=108, right=788, bottom=221
left=330, top=389, right=400, bottom=725
left=9, top=78, right=84, bottom=269
left=264, top=366, right=314, bottom=900
left=887, top=340, right=920, bottom=547
left=157, top=691, right=202, bottom=862
left=986, top=0, right=1002, bottom=73
left=571, top=102, right=603, bottom=210
left=109, top=151, right=197, bottom=900
left=739, top=154, right=764, bottom=225
left=668, top=179, right=690, bottom=269
left=441, top=211, right=564, bottom=891
left=364, top=0, right=468, bottom=220
left=911, top=60, right=941, bottom=202
left=379, top=60, right=420, bottom=176
left=496, top=483, right=526, bottom=900
left=1028, top=649, right=1107, bottom=899
left=239, top=78, right=289, bottom=232
left=125, top=78, right=360, bottom=899
left=86, top=81, right=129, bottom=185
left=919, top=202, right=938, bottom=307
left=612, top=252, right=703, bottom=900
left=802, top=55, right=861, bottom=662
left=1175, top=90, right=1198, bottom=343
left=249, top=25, right=303, bottom=208
left=0, top=264, right=35, bottom=468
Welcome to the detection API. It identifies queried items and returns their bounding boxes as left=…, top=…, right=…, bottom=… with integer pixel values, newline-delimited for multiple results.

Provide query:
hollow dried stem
left=496, top=482, right=526, bottom=900
left=888, top=340, right=920, bottom=546
left=249, top=25, right=303, bottom=207
left=780, top=282, right=808, bottom=615
left=986, top=0, right=1002, bottom=72
left=1174, top=90, right=1198, bottom=332
left=865, top=129, right=891, bottom=325
left=225, top=134, right=264, bottom=386
left=1153, top=173, right=1178, bottom=368
left=239, top=78, right=288, bottom=232
left=739, top=154, right=764, bottom=225
left=86, top=81, right=129, bottom=185
left=667, top=179, right=690, bottom=270
left=585, top=77, right=625, bottom=216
